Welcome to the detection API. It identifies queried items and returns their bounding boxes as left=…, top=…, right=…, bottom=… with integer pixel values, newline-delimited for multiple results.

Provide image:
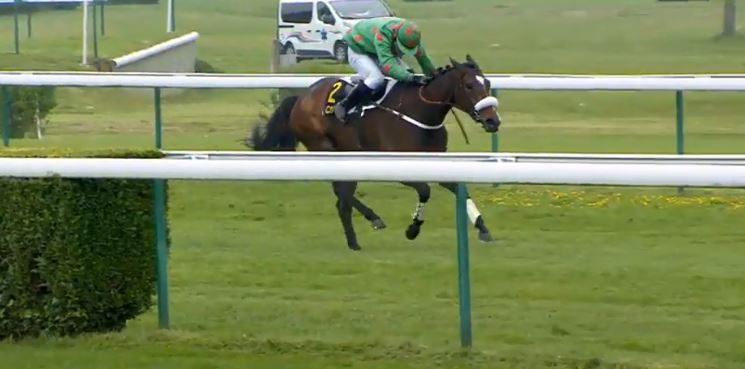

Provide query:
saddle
left=322, top=77, right=398, bottom=120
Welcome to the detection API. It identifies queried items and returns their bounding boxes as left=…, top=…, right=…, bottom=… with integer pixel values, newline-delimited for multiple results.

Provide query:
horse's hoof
left=405, top=223, right=422, bottom=240
left=348, top=243, right=362, bottom=251
left=371, top=218, right=387, bottom=230
left=478, top=231, right=495, bottom=243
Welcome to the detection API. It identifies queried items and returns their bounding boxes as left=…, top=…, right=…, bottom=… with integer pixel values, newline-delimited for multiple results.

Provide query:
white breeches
left=347, top=47, right=385, bottom=90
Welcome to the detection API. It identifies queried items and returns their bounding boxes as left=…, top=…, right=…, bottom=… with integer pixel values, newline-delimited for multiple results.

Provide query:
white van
left=277, top=0, right=396, bottom=63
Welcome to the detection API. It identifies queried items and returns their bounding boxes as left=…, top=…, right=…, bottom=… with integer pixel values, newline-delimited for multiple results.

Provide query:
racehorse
left=247, top=55, right=502, bottom=251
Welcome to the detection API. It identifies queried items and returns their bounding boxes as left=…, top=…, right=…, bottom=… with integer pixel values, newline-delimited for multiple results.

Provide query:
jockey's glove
left=410, top=75, right=430, bottom=86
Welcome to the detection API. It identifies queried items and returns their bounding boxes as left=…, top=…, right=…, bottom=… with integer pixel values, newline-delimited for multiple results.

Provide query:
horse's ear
left=465, top=54, right=482, bottom=71
left=449, top=57, right=460, bottom=67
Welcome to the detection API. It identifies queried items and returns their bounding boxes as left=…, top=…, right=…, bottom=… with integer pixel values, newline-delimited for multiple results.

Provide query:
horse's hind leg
left=350, top=197, right=386, bottom=230
left=401, top=182, right=431, bottom=241
left=438, top=182, right=494, bottom=243
left=332, top=181, right=362, bottom=251
left=315, top=138, right=385, bottom=231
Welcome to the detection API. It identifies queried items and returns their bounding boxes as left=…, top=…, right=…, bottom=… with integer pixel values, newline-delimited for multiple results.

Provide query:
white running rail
left=0, top=72, right=745, bottom=90
left=1, top=153, right=745, bottom=188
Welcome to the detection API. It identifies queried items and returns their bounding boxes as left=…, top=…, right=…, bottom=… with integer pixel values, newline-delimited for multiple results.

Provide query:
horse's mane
left=431, top=58, right=482, bottom=82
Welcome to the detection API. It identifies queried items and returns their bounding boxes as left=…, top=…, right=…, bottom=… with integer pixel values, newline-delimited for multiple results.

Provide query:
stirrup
left=334, top=83, right=370, bottom=123
left=334, top=103, right=350, bottom=122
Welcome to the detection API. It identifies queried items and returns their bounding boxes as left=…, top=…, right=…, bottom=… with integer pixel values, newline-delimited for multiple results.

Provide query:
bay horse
left=247, top=55, right=502, bottom=251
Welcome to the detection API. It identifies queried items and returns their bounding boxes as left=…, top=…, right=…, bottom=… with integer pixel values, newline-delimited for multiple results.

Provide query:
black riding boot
left=334, top=83, right=373, bottom=123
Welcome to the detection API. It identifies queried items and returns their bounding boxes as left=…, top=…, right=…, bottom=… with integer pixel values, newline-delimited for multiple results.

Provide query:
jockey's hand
left=410, top=75, right=430, bottom=86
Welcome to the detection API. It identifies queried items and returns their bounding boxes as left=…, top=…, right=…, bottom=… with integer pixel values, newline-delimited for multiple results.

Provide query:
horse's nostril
left=484, top=118, right=500, bottom=132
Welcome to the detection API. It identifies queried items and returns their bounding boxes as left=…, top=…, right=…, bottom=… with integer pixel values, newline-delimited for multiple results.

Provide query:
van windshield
left=329, top=0, right=392, bottom=19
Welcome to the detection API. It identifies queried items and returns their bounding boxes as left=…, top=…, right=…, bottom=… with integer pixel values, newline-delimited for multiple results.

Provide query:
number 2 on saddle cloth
left=324, top=81, right=345, bottom=115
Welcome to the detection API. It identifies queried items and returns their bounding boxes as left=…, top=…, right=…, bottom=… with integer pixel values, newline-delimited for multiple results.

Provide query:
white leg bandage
left=466, top=199, right=481, bottom=224
left=412, top=202, right=426, bottom=221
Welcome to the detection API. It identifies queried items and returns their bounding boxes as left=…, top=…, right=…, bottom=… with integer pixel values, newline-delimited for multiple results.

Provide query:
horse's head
left=429, top=55, right=501, bottom=132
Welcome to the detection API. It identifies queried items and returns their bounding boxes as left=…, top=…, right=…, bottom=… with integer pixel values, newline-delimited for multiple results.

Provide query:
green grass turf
left=1, top=0, right=745, bottom=368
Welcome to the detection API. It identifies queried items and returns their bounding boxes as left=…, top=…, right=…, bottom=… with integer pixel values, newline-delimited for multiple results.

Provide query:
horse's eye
left=465, top=83, right=474, bottom=89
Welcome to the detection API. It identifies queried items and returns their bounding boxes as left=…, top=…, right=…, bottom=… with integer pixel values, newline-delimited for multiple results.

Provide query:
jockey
left=334, top=17, right=436, bottom=123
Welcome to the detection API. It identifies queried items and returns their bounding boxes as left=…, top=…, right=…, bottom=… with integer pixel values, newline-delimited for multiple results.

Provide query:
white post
left=167, top=0, right=174, bottom=33
left=35, top=99, right=42, bottom=140
left=82, top=0, right=89, bottom=65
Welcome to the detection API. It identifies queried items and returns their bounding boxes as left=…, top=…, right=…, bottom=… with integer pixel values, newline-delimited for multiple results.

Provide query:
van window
left=281, top=2, right=313, bottom=24
left=329, top=0, right=391, bottom=19
left=317, top=2, right=334, bottom=24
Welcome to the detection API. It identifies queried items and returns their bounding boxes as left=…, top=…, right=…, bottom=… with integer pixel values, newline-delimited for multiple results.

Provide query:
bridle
left=417, top=73, right=499, bottom=123
left=368, top=69, right=499, bottom=133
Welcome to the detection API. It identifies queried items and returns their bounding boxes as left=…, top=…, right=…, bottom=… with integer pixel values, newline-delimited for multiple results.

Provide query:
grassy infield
left=1, top=0, right=745, bottom=368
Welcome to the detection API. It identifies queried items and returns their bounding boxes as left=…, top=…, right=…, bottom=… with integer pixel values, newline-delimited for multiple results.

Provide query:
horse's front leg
left=401, top=182, right=431, bottom=240
left=438, top=182, right=494, bottom=243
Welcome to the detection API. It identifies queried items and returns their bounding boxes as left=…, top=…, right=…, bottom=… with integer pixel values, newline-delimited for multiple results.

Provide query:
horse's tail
left=247, top=95, right=300, bottom=151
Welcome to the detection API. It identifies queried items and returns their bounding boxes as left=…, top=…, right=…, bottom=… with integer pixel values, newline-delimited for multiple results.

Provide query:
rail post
left=92, top=2, right=99, bottom=59
left=490, top=88, right=500, bottom=154
left=167, top=0, right=176, bottom=33
left=2, top=86, right=11, bottom=147
left=155, top=88, right=163, bottom=149
left=456, top=183, right=473, bottom=348
left=676, top=91, right=684, bottom=156
left=153, top=87, right=170, bottom=329
left=676, top=90, right=685, bottom=193
left=13, top=0, right=20, bottom=54
left=26, top=6, right=31, bottom=38
left=100, top=1, right=105, bottom=36
left=490, top=88, right=500, bottom=187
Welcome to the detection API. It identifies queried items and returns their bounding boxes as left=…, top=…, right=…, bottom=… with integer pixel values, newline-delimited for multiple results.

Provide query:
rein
left=418, top=85, right=452, bottom=107
left=371, top=103, right=445, bottom=130
left=417, top=82, right=471, bottom=144
left=368, top=73, right=489, bottom=145
left=366, top=81, right=448, bottom=131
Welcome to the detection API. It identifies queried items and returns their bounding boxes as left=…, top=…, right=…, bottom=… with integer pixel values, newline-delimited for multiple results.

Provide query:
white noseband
left=474, top=96, right=499, bottom=111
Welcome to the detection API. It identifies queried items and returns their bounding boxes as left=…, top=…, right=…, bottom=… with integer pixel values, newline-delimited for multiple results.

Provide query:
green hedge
left=1, top=86, right=58, bottom=139
left=0, top=149, right=168, bottom=340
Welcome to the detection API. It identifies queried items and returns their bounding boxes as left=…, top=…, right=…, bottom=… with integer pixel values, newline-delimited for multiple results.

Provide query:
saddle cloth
left=322, top=76, right=398, bottom=117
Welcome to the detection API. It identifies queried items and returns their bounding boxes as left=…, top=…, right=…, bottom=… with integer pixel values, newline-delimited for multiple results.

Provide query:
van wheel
left=333, top=42, right=348, bottom=64
left=282, top=43, right=300, bottom=63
